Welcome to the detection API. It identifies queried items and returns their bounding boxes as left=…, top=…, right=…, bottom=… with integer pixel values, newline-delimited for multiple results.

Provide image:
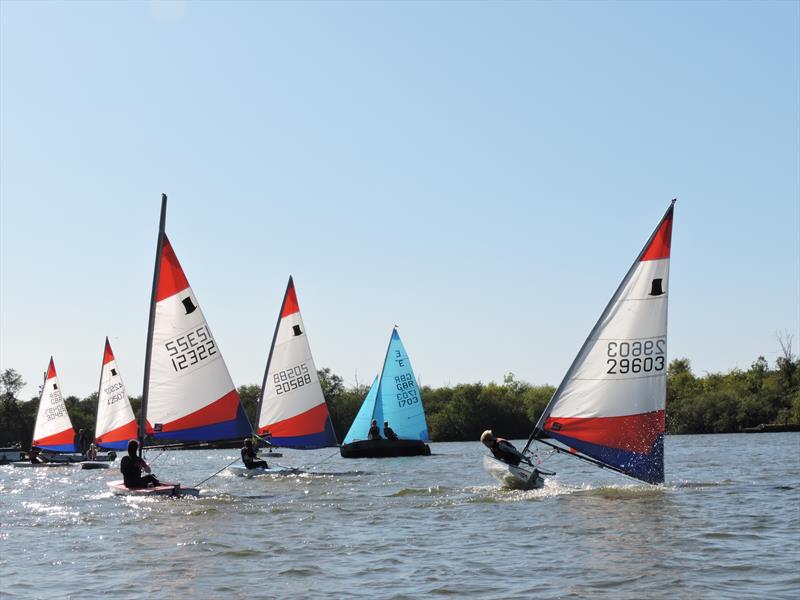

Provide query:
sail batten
left=256, top=277, right=337, bottom=448
left=532, top=201, right=675, bottom=484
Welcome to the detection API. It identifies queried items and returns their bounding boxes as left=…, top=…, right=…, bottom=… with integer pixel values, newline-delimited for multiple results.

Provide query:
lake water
left=1, top=433, right=798, bottom=599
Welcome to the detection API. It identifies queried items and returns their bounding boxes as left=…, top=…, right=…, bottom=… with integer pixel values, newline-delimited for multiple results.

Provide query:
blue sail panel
left=342, top=376, right=379, bottom=444
left=377, top=330, right=429, bottom=441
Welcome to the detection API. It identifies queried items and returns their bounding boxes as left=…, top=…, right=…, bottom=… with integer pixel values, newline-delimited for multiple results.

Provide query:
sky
left=1, top=0, right=798, bottom=401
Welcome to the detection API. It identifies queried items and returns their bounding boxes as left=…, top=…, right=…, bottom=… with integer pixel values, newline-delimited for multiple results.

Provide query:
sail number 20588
left=606, top=338, right=665, bottom=375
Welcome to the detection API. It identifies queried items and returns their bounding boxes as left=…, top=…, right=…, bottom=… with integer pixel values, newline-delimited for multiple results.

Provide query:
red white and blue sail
left=257, top=277, right=337, bottom=448
left=32, top=358, right=76, bottom=452
left=144, top=236, right=251, bottom=441
left=535, top=201, right=674, bottom=484
left=94, top=338, right=138, bottom=450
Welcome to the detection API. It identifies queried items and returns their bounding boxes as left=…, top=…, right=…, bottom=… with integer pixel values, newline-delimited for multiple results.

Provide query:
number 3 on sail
left=492, top=200, right=675, bottom=489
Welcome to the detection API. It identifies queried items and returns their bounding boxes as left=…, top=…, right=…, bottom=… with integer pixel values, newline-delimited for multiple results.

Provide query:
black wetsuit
left=120, top=455, right=160, bottom=488
left=241, top=447, right=267, bottom=469
left=490, top=438, right=523, bottom=466
left=383, top=427, right=399, bottom=441
left=368, top=425, right=382, bottom=440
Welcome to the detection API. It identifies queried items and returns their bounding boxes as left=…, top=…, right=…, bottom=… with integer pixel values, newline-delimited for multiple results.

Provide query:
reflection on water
left=1, top=434, right=799, bottom=599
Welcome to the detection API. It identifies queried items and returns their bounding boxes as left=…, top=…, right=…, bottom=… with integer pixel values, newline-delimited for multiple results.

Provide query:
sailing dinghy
left=82, top=338, right=137, bottom=470
left=107, top=194, right=251, bottom=497
left=13, top=358, right=80, bottom=468
left=229, top=277, right=334, bottom=477
left=340, top=328, right=431, bottom=458
left=484, top=200, right=675, bottom=489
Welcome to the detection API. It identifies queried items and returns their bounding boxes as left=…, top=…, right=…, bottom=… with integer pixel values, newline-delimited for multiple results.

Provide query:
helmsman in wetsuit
left=368, top=419, right=382, bottom=440
left=120, top=439, right=160, bottom=488
left=480, top=430, right=526, bottom=466
left=383, top=421, right=399, bottom=441
left=241, top=438, right=268, bottom=470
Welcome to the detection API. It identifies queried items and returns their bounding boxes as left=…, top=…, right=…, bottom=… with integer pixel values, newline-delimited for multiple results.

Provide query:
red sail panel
left=640, top=209, right=673, bottom=261
left=281, top=279, right=300, bottom=317
left=156, top=237, right=190, bottom=302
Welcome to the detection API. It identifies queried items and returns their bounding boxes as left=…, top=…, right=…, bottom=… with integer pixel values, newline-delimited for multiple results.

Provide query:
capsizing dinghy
left=484, top=200, right=676, bottom=489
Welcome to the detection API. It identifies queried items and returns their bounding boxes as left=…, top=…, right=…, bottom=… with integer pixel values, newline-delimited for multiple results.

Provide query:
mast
left=93, top=338, right=107, bottom=443
left=523, top=199, right=676, bottom=456
left=31, top=366, right=47, bottom=449
left=139, top=194, right=168, bottom=456
left=372, top=327, right=397, bottom=423
left=255, top=275, right=294, bottom=436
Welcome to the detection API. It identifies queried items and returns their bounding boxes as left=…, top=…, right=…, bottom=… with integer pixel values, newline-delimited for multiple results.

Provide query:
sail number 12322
left=165, top=325, right=217, bottom=372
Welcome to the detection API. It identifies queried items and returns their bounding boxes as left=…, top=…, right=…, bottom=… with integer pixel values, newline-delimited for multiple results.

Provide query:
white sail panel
left=32, top=358, right=76, bottom=452
left=257, top=277, right=336, bottom=447
left=95, top=339, right=137, bottom=450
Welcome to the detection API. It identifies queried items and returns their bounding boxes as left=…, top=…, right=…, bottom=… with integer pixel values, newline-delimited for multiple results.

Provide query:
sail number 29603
left=606, top=338, right=665, bottom=375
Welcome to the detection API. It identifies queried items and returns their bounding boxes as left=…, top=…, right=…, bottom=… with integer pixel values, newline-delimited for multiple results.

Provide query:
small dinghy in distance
left=107, top=480, right=200, bottom=497
left=93, top=338, right=138, bottom=456
left=31, top=358, right=78, bottom=454
left=81, top=461, right=110, bottom=470
left=340, top=328, right=431, bottom=458
left=227, top=465, right=303, bottom=478
left=489, top=201, right=676, bottom=489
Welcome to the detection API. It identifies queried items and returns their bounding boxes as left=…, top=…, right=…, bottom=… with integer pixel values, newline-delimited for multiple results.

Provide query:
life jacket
left=490, top=437, right=522, bottom=466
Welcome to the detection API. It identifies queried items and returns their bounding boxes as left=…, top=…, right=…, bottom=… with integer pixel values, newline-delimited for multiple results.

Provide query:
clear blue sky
left=2, top=1, right=798, bottom=401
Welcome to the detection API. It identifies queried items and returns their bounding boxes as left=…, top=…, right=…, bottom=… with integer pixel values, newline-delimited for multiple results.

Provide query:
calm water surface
left=1, top=433, right=799, bottom=599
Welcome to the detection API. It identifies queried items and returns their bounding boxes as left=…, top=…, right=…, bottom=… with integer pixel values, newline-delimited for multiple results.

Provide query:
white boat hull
left=483, top=455, right=545, bottom=490
left=227, top=465, right=302, bottom=478
left=107, top=480, right=200, bottom=497
left=11, top=461, right=75, bottom=468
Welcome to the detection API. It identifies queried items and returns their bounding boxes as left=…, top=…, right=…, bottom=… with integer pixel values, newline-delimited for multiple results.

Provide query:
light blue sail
left=376, top=329, right=429, bottom=441
left=342, top=376, right=379, bottom=444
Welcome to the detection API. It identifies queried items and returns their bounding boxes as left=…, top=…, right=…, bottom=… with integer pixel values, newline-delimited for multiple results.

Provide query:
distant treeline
left=1, top=351, right=798, bottom=447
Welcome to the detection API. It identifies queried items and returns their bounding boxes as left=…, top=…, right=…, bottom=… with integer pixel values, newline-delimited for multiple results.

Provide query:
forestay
left=256, top=276, right=337, bottom=448
left=532, top=201, right=675, bottom=484
left=32, top=358, right=76, bottom=452
left=94, top=338, right=138, bottom=450
left=143, top=236, right=251, bottom=441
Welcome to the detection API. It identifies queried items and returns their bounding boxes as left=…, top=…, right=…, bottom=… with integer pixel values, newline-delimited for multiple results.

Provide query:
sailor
left=368, top=419, right=382, bottom=440
left=28, top=446, right=44, bottom=464
left=120, top=439, right=160, bottom=488
left=480, top=430, right=526, bottom=466
left=241, top=438, right=268, bottom=470
left=75, top=429, right=89, bottom=455
left=383, top=421, right=399, bottom=441
left=87, top=442, right=98, bottom=461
